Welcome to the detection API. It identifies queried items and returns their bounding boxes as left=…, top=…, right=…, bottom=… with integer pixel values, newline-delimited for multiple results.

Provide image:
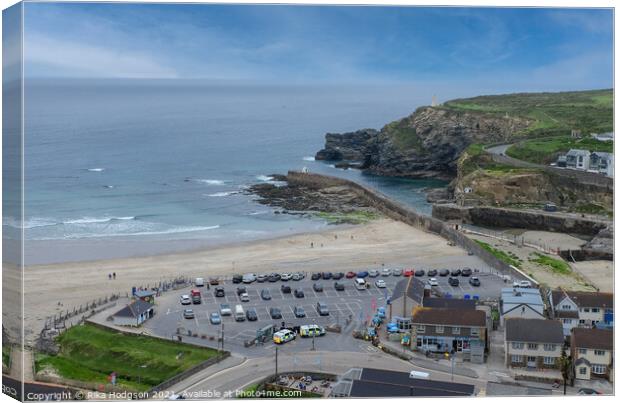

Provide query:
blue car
left=387, top=323, right=399, bottom=333
left=376, top=307, right=386, bottom=319
left=357, top=271, right=369, bottom=278
left=210, top=312, right=221, bottom=324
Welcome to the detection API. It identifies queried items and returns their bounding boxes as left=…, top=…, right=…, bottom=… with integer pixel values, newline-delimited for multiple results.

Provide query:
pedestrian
left=113, top=272, right=116, bottom=279
left=108, top=273, right=112, bottom=280
left=207, top=283, right=210, bottom=290
left=310, top=242, right=314, bottom=248
left=334, top=234, right=338, bottom=240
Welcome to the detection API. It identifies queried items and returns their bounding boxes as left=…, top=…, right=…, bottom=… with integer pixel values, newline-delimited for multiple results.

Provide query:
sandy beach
left=17, top=218, right=484, bottom=342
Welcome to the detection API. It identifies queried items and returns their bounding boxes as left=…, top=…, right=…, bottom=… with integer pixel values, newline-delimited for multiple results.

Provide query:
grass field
left=35, top=323, right=218, bottom=391
left=530, top=253, right=571, bottom=275
left=315, top=210, right=381, bottom=225
left=474, top=240, right=522, bottom=268
left=506, top=136, right=613, bottom=164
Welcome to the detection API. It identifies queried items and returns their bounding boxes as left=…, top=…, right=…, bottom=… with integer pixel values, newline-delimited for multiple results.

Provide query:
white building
left=589, top=152, right=614, bottom=177
left=500, top=287, right=545, bottom=325
left=112, top=299, right=154, bottom=327
left=565, top=149, right=590, bottom=170
left=548, top=289, right=614, bottom=336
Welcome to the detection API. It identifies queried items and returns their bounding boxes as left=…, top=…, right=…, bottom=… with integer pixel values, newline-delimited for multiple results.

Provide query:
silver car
left=368, top=269, right=379, bottom=277
left=381, top=268, right=392, bottom=276
left=393, top=268, right=403, bottom=276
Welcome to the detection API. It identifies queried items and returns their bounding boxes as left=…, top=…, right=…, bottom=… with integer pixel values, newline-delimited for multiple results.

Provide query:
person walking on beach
left=108, top=273, right=112, bottom=280
left=113, top=272, right=116, bottom=280
left=310, top=242, right=314, bottom=248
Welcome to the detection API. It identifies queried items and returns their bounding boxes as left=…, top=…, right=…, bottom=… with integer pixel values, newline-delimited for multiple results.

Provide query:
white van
left=234, top=305, right=245, bottom=322
left=355, top=278, right=367, bottom=290
left=195, top=277, right=205, bottom=287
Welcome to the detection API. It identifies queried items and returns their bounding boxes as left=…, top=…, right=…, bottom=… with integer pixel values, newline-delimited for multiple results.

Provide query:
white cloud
left=24, top=34, right=179, bottom=78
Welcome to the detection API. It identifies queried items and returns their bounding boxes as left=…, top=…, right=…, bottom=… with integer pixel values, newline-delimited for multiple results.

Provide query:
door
left=527, top=356, right=537, bottom=368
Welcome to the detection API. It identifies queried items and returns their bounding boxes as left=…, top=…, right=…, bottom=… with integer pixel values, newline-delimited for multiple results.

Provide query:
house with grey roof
left=504, top=318, right=564, bottom=370
left=500, top=287, right=545, bottom=325
left=589, top=151, right=614, bottom=177
left=565, top=149, right=591, bottom=170
left=112, top=299, right=154, bottom=327
left=388, top=277, right=426, bottom=330
left=548, top=289, right=614, bottom=335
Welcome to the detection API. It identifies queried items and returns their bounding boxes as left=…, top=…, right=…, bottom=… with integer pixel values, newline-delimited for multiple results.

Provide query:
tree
left=559, top=346, right=572, bottom=395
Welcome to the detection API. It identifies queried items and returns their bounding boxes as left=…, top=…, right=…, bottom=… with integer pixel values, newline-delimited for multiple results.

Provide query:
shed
left=112, top=300, right=154, bottom=327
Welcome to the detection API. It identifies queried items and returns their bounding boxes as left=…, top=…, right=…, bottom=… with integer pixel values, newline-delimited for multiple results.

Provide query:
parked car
left=461, top=268, right=473, bottom=277
left=381, top=268, right=392, bottom=276
left=299, top=325, right=326, bottom=337
left=321, top=272, right=332, bottom=280
left=332, top=272, right=344, bottom=280
left=513, top=280, right=533, bottom=288
left=311, top=272, right=322, bottom=280
left=375, top=279, right=386, bottom=288
left=334, top=282, right=345, bottom=291
left=273, top=329, right=295, bottom=344
left=183, top=308, right=195, bottom=319
left=313, top=283, right=324, bottom=292
left=236, top=286, right=247, bottom=296
left=404, top=269, right=414, bottom=277
left=232, top=274, right=243, bottom=284
left=281, top=284, right=292, bottom=294
left=469, top=277, right=481, bottom=287
left=428, top=278, right=439, bottom=286
left=210, top=312, right=221, bottom=324
left=180, top=295, right=191, bottom=305
left=281, top=273, right=292, bottom=281
left=393, top=268, right=403, bottom=276
left=220, top=303, right=232, bottom=316
left=345, top=271, right=356, bottom=279
left=578, top=388, right=601, bottom=395
left=214, top=286, right=225, bottom=297
left=294, top=288, right=305, bottom=298
left=242, top=273, right=257, bottom=283
left=294, top=306, right=306, bottom=318
left=451, top=268, right=462, bottom=276
left=414, top=269, right=425, bottom=277
left=368, top=269, right=379, bottom=277
left=357, top=271, right=369, bottom=278
left=268, top=273, right=280, bottom=282
left=240, top=292, right=250, bottom=302
left=448, top=277, right=460, bottom=286
left=209, top=277, right=220, bottom=285
left=261, top=289, right=272, bottom=300
left=427, top=269, right=438, bottom=277
left=316, top=302, right=329, bottom=316
left=246, top=308, right=258, bottom=321
left=292, top=273, right=301, bottom=281
left=269, top=307, right=282, bottom=319
left=256, top=273, right=267, bottom=283
left=439, top=269, right=450, bottom=277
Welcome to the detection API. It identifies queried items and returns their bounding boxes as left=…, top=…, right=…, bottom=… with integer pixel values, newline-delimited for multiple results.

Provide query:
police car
left=299, top=324, right=326, bottom=338
left=273, top=329, right=296, bottom=344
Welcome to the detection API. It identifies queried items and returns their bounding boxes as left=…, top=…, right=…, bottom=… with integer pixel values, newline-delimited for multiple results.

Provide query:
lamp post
left=275, top=346, right=279, bottom=377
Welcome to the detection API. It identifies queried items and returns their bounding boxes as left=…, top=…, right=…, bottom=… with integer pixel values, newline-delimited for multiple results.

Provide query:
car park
left=210, top=312, right=221, bottom=324
left=261, top=289, right=272, bottom=300
left=220, top=303, right=232, bottom=316
left=368, top=269, right=379, bottom=277
left=345, top=271, right=356, bottom=279
left=232, top=274, right=243, bottom=284
left=469, top=277, right=480, bottom=286
left=281, top=273, right=292, bottom=281
left=428, top=278, right=439, bottom=286
left=214, top=286, right=225, bottom=297
left=268, top=273, right=280, bottom=282
left=375, top=279, right=386, bottom=288
left=240, top=292, right=250, bottom=302
left=381, top=268, right=392, bottom=276
left=313, top=283, right=323, bottom=292
left=461, top=268, right=473, bottom=277
left=299, top=324, right=326, bottom=337
left=246, top=308, right=258, bottom=321
left=334, top=282, right=345, bottom=291
left=427, top=269, right=438, bottom=277
left=448, top=277, right=460, bottom=286
left=294, top=288, right=305, bottom=298
left=357, top=271, right=369, bottom=278
left=414, top=269, right=424, bottom=277
left=183, top=308, right=195, bottom=319
left=393, top=268, right=403, bottom=276
left=311, top=272, right=321, bottom=280
left=451, top=268, right=462, bottom=276
left=322, top=272, right=332, bottom=280
left=180, top=295, right=191, bottom=305
left=273, top=329, right=295, bottom=344
left=281, top=285, right=292, bottom=294
left=269, top=307, right=282, bottom=319
left=332, top=272, right=344, bottom=280
left=236, top=286, right=247, bottom=295
left=439, top=269, right=450, bottom=277
left=294, top=306, right=306, bottom=318
left=316, top=302, right=329, bottom=316
left=256, top=274, right=267, bottom=283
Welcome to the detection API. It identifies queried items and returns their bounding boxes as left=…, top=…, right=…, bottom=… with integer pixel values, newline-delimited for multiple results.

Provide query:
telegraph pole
left=275, top=346, right=279, bottom=377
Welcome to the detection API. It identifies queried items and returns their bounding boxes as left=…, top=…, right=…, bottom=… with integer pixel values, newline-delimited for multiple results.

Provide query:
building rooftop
left=505, top=318, right=564, bottom=344
left=113, top=299, right=154, bottom=318
left=133, top=290, right=156, bottom=298
left=501, top=287, right=544, bottom=313
left=423, top=297, right=476, bottom=310
left=572, top=328, right=613, bottom=351
left=391, top=277, right=425, bottom=304
left=566, top=149, right=590, bottom=157
left=551, top=289, right=613, bottom=309
left=412, top=307, right=486, bottom=327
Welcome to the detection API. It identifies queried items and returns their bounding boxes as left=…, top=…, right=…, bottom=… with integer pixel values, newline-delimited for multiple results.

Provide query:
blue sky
left=22, top=3, right=613, bottom=91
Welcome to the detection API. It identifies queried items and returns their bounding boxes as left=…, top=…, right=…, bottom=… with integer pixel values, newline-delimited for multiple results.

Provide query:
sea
left=6, top=79, right=448, bottom=264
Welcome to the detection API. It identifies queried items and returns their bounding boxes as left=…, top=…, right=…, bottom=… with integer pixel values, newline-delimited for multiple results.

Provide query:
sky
left=17, top=2, right=615, bottom=91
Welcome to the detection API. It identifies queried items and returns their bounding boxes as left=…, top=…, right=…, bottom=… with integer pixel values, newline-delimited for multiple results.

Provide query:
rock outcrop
left=315, top=106, right=532, bottom=179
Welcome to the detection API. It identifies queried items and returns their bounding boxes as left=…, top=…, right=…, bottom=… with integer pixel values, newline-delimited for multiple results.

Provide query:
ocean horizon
left=11, top=79, right=447, bottom=264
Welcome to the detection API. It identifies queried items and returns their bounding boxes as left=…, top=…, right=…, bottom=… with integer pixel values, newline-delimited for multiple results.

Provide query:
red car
left=345, top=271, right=357, bottom=279
left=403, top=269, right=414, bottom=277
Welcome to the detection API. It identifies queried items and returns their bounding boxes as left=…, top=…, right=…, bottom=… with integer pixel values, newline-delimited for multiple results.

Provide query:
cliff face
left=315, top=106, right=532, bottom=179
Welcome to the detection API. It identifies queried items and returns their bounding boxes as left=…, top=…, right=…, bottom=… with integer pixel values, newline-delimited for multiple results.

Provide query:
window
left=543, top=344, right=556, bottom=351
left=543, top=357, right=555, bottom=365
left=470, top=328, right=480, bottom=337
left=583, top=308, right=590, bottom=313
left=527, top=343, right=538, bottom=350
left=579, top=367, right=587, bottom=375
left=512, top=342, right=524, bottom=349
left=417, top=325, right=425, bottom=333
left=563, top=319, right=572, bottom=324
left=592, top=365, right=606, bottom=375
left=591, top=308, right=599, bottom=313
left=436, top=326, right=444, bottom=334
left=578, top=348, right=588, bottom=355
left=594, top=350, right=606, bottom=356
left=452, top=327, right=460, bottom=334
left=579, top=319, right=586, bottom=324
left=511, top=355, right=522, bottom=363
left=561, top=304, right=572, bottom=310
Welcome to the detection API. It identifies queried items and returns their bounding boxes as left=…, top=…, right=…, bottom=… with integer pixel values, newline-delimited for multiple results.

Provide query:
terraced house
left=549, top=290, right=614, bottom=336
left=571, top=328, right=614, bottom=382
left=504, top=318, right=564, bottom=370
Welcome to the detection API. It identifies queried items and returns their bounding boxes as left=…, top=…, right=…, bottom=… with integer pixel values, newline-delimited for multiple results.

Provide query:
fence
left=460, top=225, right=560, bottom=255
